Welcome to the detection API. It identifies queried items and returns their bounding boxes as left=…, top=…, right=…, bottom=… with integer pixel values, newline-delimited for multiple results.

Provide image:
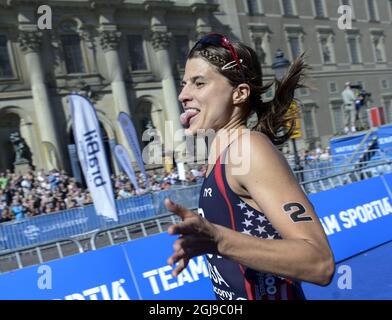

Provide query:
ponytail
left=252, top=54, right=309, bottom=145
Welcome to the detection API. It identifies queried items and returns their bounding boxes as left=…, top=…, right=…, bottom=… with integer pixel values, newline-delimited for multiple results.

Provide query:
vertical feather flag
left=68, top=94, right=118, bottom=221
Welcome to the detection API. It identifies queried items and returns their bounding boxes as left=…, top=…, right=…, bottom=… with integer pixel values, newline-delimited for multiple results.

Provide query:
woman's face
left=178, top=57, right=235, bottom=135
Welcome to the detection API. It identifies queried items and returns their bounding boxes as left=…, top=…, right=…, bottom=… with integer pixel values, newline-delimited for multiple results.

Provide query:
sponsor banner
left=329, top=131, right=376, bottom=167
left=0, top=233, right=214, bottom=300
left=123, top=233, right=214, bottom=300
left=115, top=194, right=156, bottom=223
left=114, top=144, right=140, bottom=192
left=0, top=245, right=140, bottom=300
left=117, top=112, right=149, bottom=186
left=0, top=208, right=92, bottom=250
left=68, top=94, right=117, bottom=221
left=309, top=176, right=392, bottom=262
left=376, top=124, right=392, bottom=158
left=0, top=186, right=201, bottom=252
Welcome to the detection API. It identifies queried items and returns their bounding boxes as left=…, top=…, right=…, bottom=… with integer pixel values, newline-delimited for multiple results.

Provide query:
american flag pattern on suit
left=198, top=151, right=306, bottom=300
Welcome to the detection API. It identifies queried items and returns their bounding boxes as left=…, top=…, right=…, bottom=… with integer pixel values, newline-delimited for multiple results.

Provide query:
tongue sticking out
left=180, top=109, right=200, bottom=127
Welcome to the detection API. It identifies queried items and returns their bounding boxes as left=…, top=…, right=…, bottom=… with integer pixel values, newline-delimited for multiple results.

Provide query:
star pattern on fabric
left=256, top=215, right=267, bottom=223
left=241, top=229, right=252, bottom=236
left=242, top=219, right=253, bottom=228
left=236, top=201, right=281, bottom=240
left=255, top=225, right=266, bottom=234
left=243, top=209, right=254, bottom=218
left=237, top=201, right=247, bottom=210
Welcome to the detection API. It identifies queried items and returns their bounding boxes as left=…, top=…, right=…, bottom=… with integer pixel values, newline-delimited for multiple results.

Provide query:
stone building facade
left=0, top=0, right=391, bottom=175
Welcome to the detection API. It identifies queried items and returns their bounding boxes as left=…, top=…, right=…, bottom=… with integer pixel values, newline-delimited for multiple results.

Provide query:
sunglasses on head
left=189, top=32, right=245, bottom=79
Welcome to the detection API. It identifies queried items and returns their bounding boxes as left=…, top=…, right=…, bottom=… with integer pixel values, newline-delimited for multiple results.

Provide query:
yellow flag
left=288, top=101, right=301, bottom=139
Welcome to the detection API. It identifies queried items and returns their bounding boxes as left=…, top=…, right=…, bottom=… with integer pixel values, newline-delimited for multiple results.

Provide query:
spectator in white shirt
left=341, top=82, right=357, bottom=134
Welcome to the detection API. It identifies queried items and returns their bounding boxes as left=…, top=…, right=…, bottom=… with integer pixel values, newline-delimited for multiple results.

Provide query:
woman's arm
left=216, top=132, right=335, bottom=285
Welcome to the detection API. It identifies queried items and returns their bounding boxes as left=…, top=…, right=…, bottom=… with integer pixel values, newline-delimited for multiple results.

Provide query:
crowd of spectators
left=283, top=146, right=332, bottom=168
left=0, top=146, right=335, bottom=224
left=302, top=147, right=332, bottom=165
left=0, top=165, right=207, bottom=224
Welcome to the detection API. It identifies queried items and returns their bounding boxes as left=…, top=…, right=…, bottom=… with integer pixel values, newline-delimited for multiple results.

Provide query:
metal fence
left=300, top=159, right=392, bottom=194
left=0, top=238, right=84, bottom=273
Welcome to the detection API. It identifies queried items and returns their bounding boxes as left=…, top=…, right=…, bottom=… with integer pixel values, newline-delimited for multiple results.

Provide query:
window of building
left=285, top=26, right=304, bottom=61
left=331, top=103, right=344, bottom=133
left=0, top=35, right=13, bottom=78
left=389, top=0, right=392, bottom=20
left=303, top=109, right=315, bottom=139
left=174, top=35, right=189, bottom=70
left=289, top=36, right=301, bottom=59
left=313, top=0, right=326, bottom=17
left=367, top=0, right=378, bottom=21
left=373, top=38, right=385, bottom=63
left=370, top=31, right=386, bottom=63
left=384, top=99, right=392, bottom=123
left=246, top=0, right=261, bottom=15
left=127, top=35, right=147, bottom=71
left=329, top=82, right=337, bottom=94
left=282, top=0, right=295, bottom=16
left=249, top=25, right=272, bottom=65
left=320, top=38, right=332, bottom=64
left=317, top=28, right=335, bottom=65
left=381, top=79, right=389, bottom=90
left=61, top=34, right=85, bottom=74
left=253, top=36, right=266, bottom=64
left=347, top=36, right=360, bottom=64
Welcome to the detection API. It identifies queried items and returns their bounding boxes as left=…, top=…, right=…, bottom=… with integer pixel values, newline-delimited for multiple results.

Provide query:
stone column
left=192, top=3, right=213, bottom=39
left=99, top=29, right=135, bottom=167
left=18, top=30, right=62, bottom=170
left=151, top=30, right=183, bottom=154
left=99, top=30, right=131, bottom=116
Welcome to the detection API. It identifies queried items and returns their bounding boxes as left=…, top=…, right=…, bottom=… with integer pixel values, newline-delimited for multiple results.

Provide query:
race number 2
left=283, top=203, right=313, bottom=223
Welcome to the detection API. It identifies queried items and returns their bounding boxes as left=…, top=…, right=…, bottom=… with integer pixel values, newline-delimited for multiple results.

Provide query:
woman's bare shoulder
left=228, top=130, right=292, bottom=181
left=230, top=130, right=281, bottom=160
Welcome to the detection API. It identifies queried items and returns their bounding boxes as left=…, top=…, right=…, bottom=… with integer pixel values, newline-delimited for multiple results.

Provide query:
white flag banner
left=114, top=144, right=141, bottom=193
left=117, top=112, right=149, bottom=186
left=68, top=94, right=118, bottom=221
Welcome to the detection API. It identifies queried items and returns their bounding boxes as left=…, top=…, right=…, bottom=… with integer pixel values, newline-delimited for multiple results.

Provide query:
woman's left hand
left=164, top=198, right=221, bottom=277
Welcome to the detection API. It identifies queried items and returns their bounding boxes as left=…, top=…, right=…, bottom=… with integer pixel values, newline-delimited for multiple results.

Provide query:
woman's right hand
left=164, top=198, right=221, bottom=277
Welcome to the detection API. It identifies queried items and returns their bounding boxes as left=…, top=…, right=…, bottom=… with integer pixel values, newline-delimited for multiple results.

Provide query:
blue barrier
left=0, top=185, right=202, bottom=252
left=329, top=125, right=392, bottom=169
left=309, top=173, right=392, bottom=262
left=1, top=173, right=392, bottom=299
left=329, top=131, right=375, bottom=168
left=0, top=232, right=214, bottom=300
left=0, top=244, right=141, bottom=300
left=302, top=240, right=392, bottom=299
left=0, top=207, right=91, bottom=250
left=376, top=124, right=392, bottom=158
